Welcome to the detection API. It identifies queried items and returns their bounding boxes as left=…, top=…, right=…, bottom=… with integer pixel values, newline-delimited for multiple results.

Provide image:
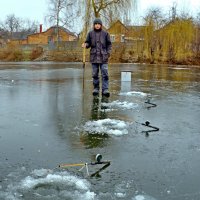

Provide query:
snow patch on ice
left=101, top=100, right=138, bottom=111
left=83, top=118, right=129, bottom=136
left=119, top=91, right=147, bottom=97
left=170, top=67, right=190, bottom=70
left=115, top=192, right=126, bottom=198
left=134, top=195, right=145, bottom=200
left=1, top=169, right=96, bottom=200
left=132, top=194, right=157, bottom=200
left=21, top=172, right=90, bottom=191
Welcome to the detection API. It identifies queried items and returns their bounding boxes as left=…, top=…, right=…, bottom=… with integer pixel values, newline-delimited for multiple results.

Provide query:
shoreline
left=0, top=60, right=200, bottom=68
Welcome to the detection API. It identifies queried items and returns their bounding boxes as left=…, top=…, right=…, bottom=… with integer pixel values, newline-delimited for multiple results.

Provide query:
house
left=125, top=25, right=145, bottom=41
left=8, top=26, right=77, bottom=45
left=107, top=20, right=145, bottom=42
left=6, top=32, right=29, bottom=45
left=107, top=20, right=128, bottom=42
left=27, top=26, right=77, bottom=45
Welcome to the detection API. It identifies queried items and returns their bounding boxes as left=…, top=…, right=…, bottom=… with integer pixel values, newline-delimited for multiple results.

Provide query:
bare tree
left=20, top=19, right=39, bottom=37
left=23, top=19, right=38, bottom=33
left=46, top=0, right=65, bottom=44
left=0, top=14, right=39, bottom=41
left=45, top=0, right=77, bottom=44
left=0, top=14, right=22, bottom=38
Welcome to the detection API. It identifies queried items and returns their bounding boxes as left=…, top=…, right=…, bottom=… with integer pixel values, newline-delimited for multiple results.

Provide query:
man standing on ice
left=82, top=18, right=112, bottom=97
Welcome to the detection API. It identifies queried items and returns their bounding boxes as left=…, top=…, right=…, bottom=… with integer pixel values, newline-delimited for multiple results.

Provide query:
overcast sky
left=0, top=0, right=200, bottom=31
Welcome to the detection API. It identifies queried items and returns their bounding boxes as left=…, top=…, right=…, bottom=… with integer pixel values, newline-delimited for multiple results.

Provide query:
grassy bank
left=0, top=47, right=200, bottom=66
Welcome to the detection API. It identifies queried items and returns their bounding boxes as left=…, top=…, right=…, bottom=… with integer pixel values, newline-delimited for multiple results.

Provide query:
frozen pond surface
left=0, top=62, right=200, bottom=200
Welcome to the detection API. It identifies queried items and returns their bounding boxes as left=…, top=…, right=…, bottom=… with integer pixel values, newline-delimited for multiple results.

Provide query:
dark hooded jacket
left=85, top=29, right=112, bottom=64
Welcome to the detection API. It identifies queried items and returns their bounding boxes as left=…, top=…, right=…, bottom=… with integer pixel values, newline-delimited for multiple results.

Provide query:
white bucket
left=121, top=81, right=131, bottom=92
left=121, top=71, right=131, bottom=82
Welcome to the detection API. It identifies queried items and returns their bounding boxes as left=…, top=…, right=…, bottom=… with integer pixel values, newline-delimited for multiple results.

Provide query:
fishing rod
left=58, top=154, right=111, bottom=177
left=135, top=120, right=159, bottom=136
left=134, top=121, right=160, bottom=136
left=145, top=98, right=157, bottom=109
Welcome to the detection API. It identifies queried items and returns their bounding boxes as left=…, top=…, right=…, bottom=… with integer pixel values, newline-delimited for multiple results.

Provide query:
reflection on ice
left=119, top=91, right=147, bottom=97
left=0, top=169, right=96, bottom=200
left=83, top=119, right=129, bottom=136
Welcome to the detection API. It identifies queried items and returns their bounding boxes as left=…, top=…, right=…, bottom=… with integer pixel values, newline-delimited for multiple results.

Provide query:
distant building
left=7, top=26, right=77, bottom=45
left=107, top=20, right=128, bottom=42
left=27, top=26, right=77, bottom=45
left=6, top=32, right=28, bottom=45
left=107, top=20, right=145, bottom=42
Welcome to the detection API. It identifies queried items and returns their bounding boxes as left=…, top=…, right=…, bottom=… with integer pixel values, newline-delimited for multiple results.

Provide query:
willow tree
left=80, top=0, right=136, bottom=37
left=86, top=0, right=133, bottom=18
left=160, top=17, right=195, bottom=62
left=143, top=8, right=165, bottom=63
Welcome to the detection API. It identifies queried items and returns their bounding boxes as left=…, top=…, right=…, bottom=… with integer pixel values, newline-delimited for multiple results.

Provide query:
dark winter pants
left=92, top=63, right=109, bottom=92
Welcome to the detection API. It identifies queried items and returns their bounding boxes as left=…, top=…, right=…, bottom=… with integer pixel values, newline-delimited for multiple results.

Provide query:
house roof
left=11, top=32, right=28, bottom=40
left=126, top=25, right=146, bottom=31
left=107, top=20, right=145, bottom=33
left=0, top=30, right=35, bottom=40
left=107, top=20, right=129, bottom=31
left=46, top=26, right=77, bottom=37
left=27, top=26, right=77, bottom=38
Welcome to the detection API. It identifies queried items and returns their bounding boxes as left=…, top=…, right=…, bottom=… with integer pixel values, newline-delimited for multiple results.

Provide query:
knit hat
left=93, top=18, right=102, bottom=25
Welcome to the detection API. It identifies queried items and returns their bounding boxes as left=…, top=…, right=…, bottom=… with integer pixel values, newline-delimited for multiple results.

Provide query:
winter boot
left=93, top=88, right=99, bottom=96
left=102, top=89, right=110, bottom=97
